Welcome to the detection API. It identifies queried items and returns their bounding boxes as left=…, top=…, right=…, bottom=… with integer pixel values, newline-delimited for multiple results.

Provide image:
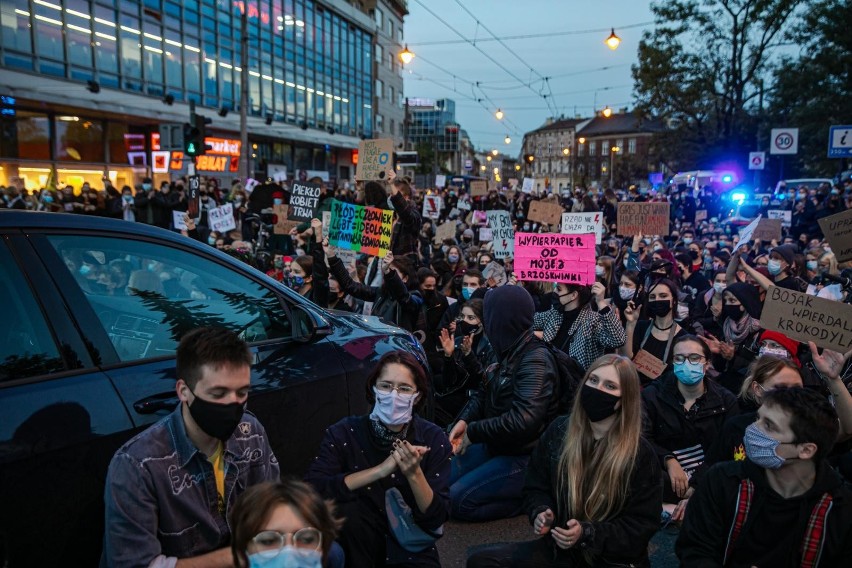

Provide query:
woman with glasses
left=641, top=335, right=739, bottom=523
left=466, top=355, right=662, bottom=567
left=305, top=351, right=452, bottom=567
left=229, top=479, right=344, bottom=568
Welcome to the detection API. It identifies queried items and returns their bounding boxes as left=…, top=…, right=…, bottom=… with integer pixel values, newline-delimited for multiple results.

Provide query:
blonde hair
left=740, top=355, right=802, bottom=406
left=557, top=355, right=642, bottom=522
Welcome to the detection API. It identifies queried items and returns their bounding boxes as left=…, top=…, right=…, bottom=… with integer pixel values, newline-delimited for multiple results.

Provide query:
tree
left=633, top=0, right=805, bottom=171
left=414, top=140, right=436, bottom=175
left=766, top=0, right=852, bottom=177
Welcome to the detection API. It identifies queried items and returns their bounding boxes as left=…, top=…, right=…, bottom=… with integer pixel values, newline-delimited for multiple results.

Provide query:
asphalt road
left=437, top=515, right=680, bottom=567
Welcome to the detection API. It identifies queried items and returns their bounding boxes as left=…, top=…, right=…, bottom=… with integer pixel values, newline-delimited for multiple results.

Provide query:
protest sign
left=470, top=180, right=488, bottom=197
left=322, top=211, right=331, bottom=239
left=522, top=178, right=534, bottom=194
left=355, top=138, right=394, bottom=180
left=472, top=210, right=488, bottom=226
left=818, top=208, right=852, bottom=263
left=273, top=204, right=300, bottom=234
left=734, top=216, right=762, bottom=252
left=268, top=164, right=287, bottom=183
left=244, top=178, right=259, bottom=193
left=479, top=227, right=493, bottom=241
left=328, top=200, right=394, bottom=257
left=482, top=261, right=507, bottom=287
left=435, top=174, right=446, bottom=188
left=487, top=210, right=515, bottom=259
left=422, top=195, right=442, bottom=219
left=434, top=221, right=456, bottom=243
left=457, top=198, right=471, bottom=211
left=288, top=181, right=322, bottom=221
left=616, top=202, right=670, bottom=236
left=752, top=218, right=783, bottom=242
left=172, top=211, right=187, bottom=230
left=561, top=212, right=604, bottom=244
left=761, top=286, right=852, bottom=352
left=527, top=200, right=564, bottom=226
left=208, top=203, right=236, bottom=233
left=514, top=232, right=596, bottom=284
left=695, top=209, right=708, bottom=222
left=767, top=209, right=792, bottom=228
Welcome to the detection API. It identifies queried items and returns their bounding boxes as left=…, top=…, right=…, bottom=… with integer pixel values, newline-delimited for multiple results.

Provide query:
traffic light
left=184, top=111, right=212, bottom=156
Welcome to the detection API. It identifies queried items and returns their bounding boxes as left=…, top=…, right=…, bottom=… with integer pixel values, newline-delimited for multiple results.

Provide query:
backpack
left=515, top=339, right=585, bottom=416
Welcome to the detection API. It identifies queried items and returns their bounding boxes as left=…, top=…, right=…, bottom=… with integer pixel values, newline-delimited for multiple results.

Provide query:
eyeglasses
left=250, top=528, right=322, bottom=554
left=375, top=381, right=417, bottom=395
left=673, top=354, right=706, bottom=364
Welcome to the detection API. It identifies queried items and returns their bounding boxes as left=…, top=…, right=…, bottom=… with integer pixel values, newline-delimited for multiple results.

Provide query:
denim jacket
left=101, top=405, right=279, bottom=568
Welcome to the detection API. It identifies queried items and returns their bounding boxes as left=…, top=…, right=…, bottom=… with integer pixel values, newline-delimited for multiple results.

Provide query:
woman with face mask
left=434, top=300, right=494, bottom=428
left=620, top=279, right=689, bottom=386
left=305, top=352, right=451, bottom=567
left=230, top=480, right=344, bottom=568
left=641, top=335, right=739, bottom=523
left=467, top=355, right=662, bottom=568
left=441, top=245, right=467, bottom=300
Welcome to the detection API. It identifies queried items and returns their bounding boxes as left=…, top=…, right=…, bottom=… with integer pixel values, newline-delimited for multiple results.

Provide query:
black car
left=0, top=211, right=428, bottom=567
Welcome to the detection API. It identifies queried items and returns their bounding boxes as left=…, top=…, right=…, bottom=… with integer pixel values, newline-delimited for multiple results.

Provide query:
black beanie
left=725, top=282, right=763, bottom=319
left=484, top=286, right=535, bottom=357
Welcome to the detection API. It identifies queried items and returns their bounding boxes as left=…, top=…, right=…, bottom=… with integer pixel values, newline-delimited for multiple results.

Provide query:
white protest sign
left=244, top=178, right=260, bottom=193
left=173, top=211, right=187, bottom=230
left=268, top=164, right=287, bottom=182
left=479, top=227, right=493, bottom=241
left=487, top=210, right=515, bottom=259
left=457, top=198, right=472, bottom=211
left=422, top=195, right=442, bottom=219
left=322, top=211, right=332, bottom=239
left=522, top=177, right=534, bottom=194
left=209, top=203, right=236, bottom=233
left=767, top=209, right=792, bottom=228
left=561, top=212, right=604, bottom=244
left=735, top=215, right=762, bottom=252
left=435, top=174, right=446, bottom=188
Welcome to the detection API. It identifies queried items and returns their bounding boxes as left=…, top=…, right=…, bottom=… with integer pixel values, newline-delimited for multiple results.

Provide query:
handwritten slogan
left=355, top=138, right=394, bottom=181
left=486, top=210, right=514, bottom=259
left=513, top=232, right=597, bottom=284
left=287, top=181, right=322, bottom=221
left=328, top=201, right=394, bottom=257
left=616, top=202, right=670, bottom=235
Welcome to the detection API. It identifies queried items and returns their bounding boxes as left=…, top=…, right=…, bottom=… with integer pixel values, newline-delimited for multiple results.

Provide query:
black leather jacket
left=457, top=331, right=559, bottom=455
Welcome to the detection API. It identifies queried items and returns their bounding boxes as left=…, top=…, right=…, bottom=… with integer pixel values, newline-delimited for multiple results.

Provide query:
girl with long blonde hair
left=467, top=354, right=662, bottom=567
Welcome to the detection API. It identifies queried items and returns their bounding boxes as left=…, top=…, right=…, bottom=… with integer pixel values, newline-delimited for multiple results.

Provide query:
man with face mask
left=101, top=327, right=279, bottom=568
left=677, top=387, right=852, bottom=567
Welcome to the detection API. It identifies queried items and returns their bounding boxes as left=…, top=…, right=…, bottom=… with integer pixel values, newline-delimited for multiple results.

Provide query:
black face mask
left=647, top=299, right=672, bottom=318
left=188, top=390, right=245, bottom=441
left=478, top=263, right=488, bottom=272
left=457, top=320, right=482, bottom=337
left=723, top=304, right=745, bottom=321
left=327, top=291, right=341, bottom=305
left=689, top=250, right=699, bottom=261
left=580, top=384, right=621, bottom=422
left=422, top=289, right=437, bottom=303
left=551, top=291, right=572, bottom=310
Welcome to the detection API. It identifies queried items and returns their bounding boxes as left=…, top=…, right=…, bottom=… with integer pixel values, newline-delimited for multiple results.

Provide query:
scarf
left=723, top=314, right=761, bottom=345
left=369, top=418, right=409, bottom=453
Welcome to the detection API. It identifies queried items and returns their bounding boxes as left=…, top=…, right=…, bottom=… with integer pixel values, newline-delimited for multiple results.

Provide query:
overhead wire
left=406, top=21, right=654, bottom=47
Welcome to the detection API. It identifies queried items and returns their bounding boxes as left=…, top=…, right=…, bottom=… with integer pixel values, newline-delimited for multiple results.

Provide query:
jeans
left=449, top=443, right=530, bottom=522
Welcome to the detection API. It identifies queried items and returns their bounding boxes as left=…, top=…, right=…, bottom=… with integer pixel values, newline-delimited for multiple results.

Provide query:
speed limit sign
left=770, top=128, right=799, bottom=155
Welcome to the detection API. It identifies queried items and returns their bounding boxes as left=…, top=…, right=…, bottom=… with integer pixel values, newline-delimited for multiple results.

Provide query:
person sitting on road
left=466, top=355, right=662, bottom=567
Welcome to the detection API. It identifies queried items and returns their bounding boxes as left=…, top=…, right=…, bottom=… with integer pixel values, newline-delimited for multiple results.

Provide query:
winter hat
left=484, top=285, right=535, bottom=357
left=724, top=282, right=763, bottom=319
left=772, top=244, right=797, bottom=266
left=759, top=330, right=801, bottom=367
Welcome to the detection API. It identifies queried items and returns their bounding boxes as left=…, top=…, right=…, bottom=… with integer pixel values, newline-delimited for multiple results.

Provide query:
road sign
left=748, top=151, right=765, bottom=170
left=770, top=128, right=798, bottom=155
left=464, top=159, right=472, bottom=170
left=828, top=125, right=852, bottom=158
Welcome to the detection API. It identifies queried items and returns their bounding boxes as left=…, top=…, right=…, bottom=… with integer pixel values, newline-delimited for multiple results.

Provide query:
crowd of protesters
left=5, top=171, right=852, bottom=566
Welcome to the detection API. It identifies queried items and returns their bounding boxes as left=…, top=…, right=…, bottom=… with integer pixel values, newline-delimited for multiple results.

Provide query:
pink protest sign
left=514, top=232, right=597, bottom=284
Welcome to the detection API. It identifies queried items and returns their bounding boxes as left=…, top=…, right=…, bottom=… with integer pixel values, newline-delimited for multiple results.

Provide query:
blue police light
left=731, top=192, right=746, bottom=203
left=722, top=174, right=733, bottom=183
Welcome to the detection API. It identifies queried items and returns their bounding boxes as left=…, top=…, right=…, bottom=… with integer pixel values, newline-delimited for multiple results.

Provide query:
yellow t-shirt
left=208, top=442, right=225, bottom=513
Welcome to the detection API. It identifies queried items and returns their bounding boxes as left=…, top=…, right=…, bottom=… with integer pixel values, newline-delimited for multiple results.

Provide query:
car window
left=45, top=235, right=292, bottom=362
left=0, top=242, right=65, bottom=381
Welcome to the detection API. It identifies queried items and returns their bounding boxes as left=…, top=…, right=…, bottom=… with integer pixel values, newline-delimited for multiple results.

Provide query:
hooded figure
left=483, top=285, right=535, bottom=358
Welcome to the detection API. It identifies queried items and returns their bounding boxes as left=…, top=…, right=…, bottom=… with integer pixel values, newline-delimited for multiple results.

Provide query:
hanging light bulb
left=491, top=149, right=499, bottom=156
left=504, top=135, right=511, bottom=144
left=601, top=106, right=613, bottom=118
left=605, top=29, right=621, bottom=50
left=399, top=45, right=415, bottom=65
left=495, top=108, right=504, bottom=120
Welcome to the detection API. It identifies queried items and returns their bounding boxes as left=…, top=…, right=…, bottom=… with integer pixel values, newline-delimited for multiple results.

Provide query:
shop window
left=56, top=117, right=105, bottom=163
left=0, top=111, right=50, bottom=160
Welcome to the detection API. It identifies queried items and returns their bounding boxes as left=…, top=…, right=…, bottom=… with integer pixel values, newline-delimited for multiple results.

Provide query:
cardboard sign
left=527, top=200, right=564, bottom=226
left=328, top=201, right=394, bottom=258
left=633, top=349, right=667, bottom=380
left=818, top=209, right=852, bottom=263
left=355, top=138, right=394, bottom=180
left=479, top=227, right=493, bottom=241
left=487, top=210, right=515, bottom=259
left=435, top=174, right=446, bottom=188
left=470, top=180, right=488, bottom=197
left=273, top=204, right=300, bottom=234
left=752, top=218, right=783, bottom=242
left=695, top=209, right=708, bottom=222
left=514, top=232, right=596, bottom=284
left=288, top=181, right=322, bottom=221
left=434, top=221, right=456, bottom=244
left=522, top=178, right=535, bottom=194
left=767, top=209, right=791, bottom=228
left=422, top=195, right=442, bottom=219
left=208, top=203, right=236, bottom=233
left=561, top=212, right=604, bottom=244
left=735, top=215, right=762, bottom=252
left=616, top=202, right=670, bottom=236
left=761, top=286, right=852, bottom=352
left=172, top=211, right=187, bottom=230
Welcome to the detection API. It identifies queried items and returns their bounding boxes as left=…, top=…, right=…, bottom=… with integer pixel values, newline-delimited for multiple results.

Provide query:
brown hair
left=229, top=479, right=343, bottom=567
left=293, top=254, right=314, bottom=278
left=176, top=327, right=252, bottom=390
left=365, top=351, right=429, bottom=410
left=393, top=178, right=412, bottom=197
left=740, top=355, right=802, bottom=406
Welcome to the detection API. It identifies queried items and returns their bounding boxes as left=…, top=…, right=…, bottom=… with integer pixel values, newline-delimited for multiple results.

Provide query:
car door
left=29, top=230, right=349, bottom=476
left=0, top=234, right=135, bottom=568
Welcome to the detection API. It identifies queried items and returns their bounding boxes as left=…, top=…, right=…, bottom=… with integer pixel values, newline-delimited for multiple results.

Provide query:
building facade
left=407, top=98, right=462, bottom=173
left=520, top=117, right=585, bottom=194
left=361, top=0, right=405, bottom=146
left=0, top=0, right=401, bottom=190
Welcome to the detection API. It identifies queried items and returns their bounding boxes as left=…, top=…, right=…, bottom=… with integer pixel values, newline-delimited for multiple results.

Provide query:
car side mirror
left=290, top=304, right=318, bottom=343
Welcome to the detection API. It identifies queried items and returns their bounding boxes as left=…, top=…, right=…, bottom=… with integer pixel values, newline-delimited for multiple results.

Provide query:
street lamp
left=480, top=165, right=487, bottom=172
left=562, top=148, right=570, bottom=156
left=605, top=29, right=621, bottom=50
left=491, top=149, right=499, bottom=156
left=577, top=137, right=586, bottom=144
left=601, top=106, right=613, bottom=118
left=504, top=135, right=511, bottom=144
left=486, top=155, right=492, bottom=162
left=495, top=109, right=504, bottom=120
left=399, top=45, right=415, bottom=65
left=514, top=164, right=521, bottom=171
left=610, top=145, right=620, bottom=188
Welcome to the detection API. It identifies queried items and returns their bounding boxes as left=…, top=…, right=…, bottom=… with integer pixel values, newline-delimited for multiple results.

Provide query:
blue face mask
left=142, top=183, right=152, bottom=191
left=290, top=275, right=305, bottom=289
left=207, top=236, right=217, bottom=245
left=806, top=260, right=818, bottom=271
left=767, top=259, right=783, bottom=275
left=461, top=287, right=475, bottom=300
left=248, top=546, right=322, bottom=568
left=743, top=423, right=789, bottom=470
left=273, top=198, right=284, bottom=205
left=79, top=264, right=92, bottom=276
left=673, top=360, right=704, bottom=385
left=43, top=195, right=54, bottom=203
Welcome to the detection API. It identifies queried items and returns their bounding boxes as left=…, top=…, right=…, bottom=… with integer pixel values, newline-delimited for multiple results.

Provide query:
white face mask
left=595, top=265, right=606, bottom=277
left=676, top=303, right=690, bottom=320
left=619, top=286, right=636, bottom=300
left=713, top=282, right=727, bottom=295
left=369, top=387, right=416, bottom=427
